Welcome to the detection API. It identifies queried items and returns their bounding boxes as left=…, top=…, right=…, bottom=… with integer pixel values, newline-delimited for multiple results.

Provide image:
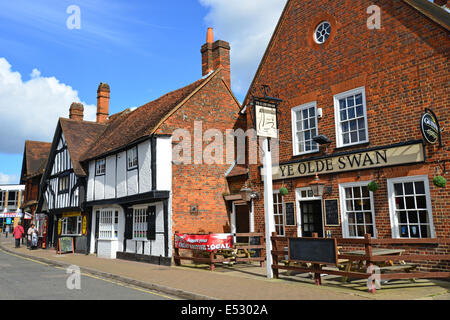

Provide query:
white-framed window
left=7, top=191, right=19, bottom=210
left=339, top=181, right=376, bottom=238
left=314, top=21, right=331, bottom=44
left=98, top=209, right=119, bottom=240
left=58, top=176, right=70, bottom=193
left=387, top=176, right=435, bottom=238
left=273, top=191, right=285, bottom=237
left=133, top=207, right=147, bottom=239
left=291, top=102, right=319, bottom=155
left=0, top=191, right=6, bottom=209
left=61, top=216, right=82, bottom=236
left=334, top=87, right=369, bottom=148
left=127, top=147, right=138, bottom=170
left=95, top=159, right=106, bottom=176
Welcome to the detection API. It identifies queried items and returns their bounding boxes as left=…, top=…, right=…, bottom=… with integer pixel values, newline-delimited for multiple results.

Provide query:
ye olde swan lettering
left=265, top=143, right=424, bottom=181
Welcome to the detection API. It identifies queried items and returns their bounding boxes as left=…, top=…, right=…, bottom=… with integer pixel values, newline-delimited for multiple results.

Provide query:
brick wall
left=155, top=71, right=240, bottom=235
left=244, top=0, right=449, bottom=269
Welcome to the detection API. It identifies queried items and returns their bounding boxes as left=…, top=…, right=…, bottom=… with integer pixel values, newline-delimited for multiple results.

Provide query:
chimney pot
left=97, top=82, right=110, bottom=123
left=207, top=27, right=214, bottom=44
left=201, top=28, right=231, bottom=87
left=69, top=102, right=84, bottom=121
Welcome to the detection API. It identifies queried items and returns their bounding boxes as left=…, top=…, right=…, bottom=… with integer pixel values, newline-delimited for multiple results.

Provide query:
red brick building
left=231, top=0, right=449, bottom=269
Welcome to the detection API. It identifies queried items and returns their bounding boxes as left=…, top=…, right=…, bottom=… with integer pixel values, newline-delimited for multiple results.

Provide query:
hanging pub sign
left=420, top=108, right=442, bottom=146
left=254, top=99, right=278, bottom=139
left=262, top=141, right=425, bottom=181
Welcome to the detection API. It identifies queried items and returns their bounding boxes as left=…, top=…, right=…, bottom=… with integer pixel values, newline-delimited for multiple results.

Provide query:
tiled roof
left=59, top=118, right=108, bottom=176
left=81, top=75, right=212, bottom=161
left=22, top=141, right=51, bottom=178
left=226, top=165, right=249, bottom=178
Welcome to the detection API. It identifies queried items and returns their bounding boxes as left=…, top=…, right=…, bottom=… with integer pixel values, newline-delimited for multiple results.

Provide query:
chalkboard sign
left=285, top=202, right=296, bottom=226
left=324, top=199, right=340, bottom=226
left=58, top=237, right=74, bottom=254
left=288, top=238, right=338, bottom=265
left=75, top=236, right=88, bottom=254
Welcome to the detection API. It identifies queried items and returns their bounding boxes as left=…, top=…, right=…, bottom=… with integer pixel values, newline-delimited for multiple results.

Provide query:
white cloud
left=0, top=173, right=18, bottom=184
left=199, top=0, right=286, bottom=96
left=0, top=57, right=96, bottom=154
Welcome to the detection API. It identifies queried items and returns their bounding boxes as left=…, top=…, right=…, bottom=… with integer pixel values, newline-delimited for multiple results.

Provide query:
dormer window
left=127, top=147, right=138, bottom=170
left=95, top=158, right=106, bottom=176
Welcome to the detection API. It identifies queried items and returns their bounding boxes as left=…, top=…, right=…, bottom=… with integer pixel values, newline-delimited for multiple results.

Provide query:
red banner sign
left=174, top=233, right=233, bottom=252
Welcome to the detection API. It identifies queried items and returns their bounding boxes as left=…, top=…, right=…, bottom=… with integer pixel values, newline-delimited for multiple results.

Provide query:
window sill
left=334, top=141, right=370, bottom=151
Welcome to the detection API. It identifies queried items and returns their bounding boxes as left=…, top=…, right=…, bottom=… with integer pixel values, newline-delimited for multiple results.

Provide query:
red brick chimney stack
left=69, top=102, right=84, bottom=121
left=201, top=28, right=231, bottom=87
left=96, top=82, right=110, bottom=123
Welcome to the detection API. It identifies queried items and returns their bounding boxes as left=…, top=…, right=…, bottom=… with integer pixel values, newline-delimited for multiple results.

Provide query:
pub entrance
left=232, top=202, right=250, bottom=243
left=299, top=200, right=323, bottom=237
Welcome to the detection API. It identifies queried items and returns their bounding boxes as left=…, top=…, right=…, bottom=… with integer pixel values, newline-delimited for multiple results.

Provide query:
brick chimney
left=69, top=102, right=84, bottom=121
left=96, top=82, right=110, bottom=123
left=201, top=28, right=231, bottom=87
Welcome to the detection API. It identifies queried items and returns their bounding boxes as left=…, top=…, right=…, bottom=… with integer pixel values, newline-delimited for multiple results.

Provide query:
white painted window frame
left=127, top=147, right=138, bottom=170
left=98, top=208, right=119, bottom=240
left=334, top=87, right=369, bottom=148
left=132, top=205, right=148, bottom=241
left=61, top=216, right=82, bottom=236
left=95, top=158, right=106, bottom=176
left=339, top=181, right=377, bottom=239
left=387, top=175, right=435, bottom=239
left=295, top=187, right=324, bottom=238
left=291, top=102, right=319, bottom=156
left=273, top=190, right=286, bottom=237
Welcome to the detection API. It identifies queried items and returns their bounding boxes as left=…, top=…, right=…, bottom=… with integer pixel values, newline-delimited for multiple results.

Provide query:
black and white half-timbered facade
left=38, top=109, right=107, bottom=253
left=83, top=135, right=172, bottom=264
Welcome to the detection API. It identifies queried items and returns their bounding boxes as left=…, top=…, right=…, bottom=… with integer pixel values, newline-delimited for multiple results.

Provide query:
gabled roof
left=59, top=118, right=108, bottom=176
left=20, top=140, right=52, bottom=182
left=242, top=0, right=450, bottom=108
left=81, top=69, right=222, bottom=162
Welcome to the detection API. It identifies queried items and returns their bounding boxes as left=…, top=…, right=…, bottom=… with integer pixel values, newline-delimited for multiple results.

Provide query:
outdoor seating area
left=271, top=233, right=450, bottom=293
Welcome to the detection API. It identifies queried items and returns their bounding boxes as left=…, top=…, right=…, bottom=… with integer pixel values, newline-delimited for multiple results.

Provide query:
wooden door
left=300, top=201, right=323, bottom=237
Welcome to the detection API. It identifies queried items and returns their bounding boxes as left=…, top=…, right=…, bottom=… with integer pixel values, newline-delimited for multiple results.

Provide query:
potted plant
left=280, top=186, right=289, bottom=196
left=367, top=180, right=379, bottom=193
left=433, top=175, right=447, bottom=188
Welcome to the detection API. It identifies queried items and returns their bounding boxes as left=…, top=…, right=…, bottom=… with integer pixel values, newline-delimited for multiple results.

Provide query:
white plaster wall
left=87, top=161, right=95, bottom=202
left=97, top=240, right=119, bottom=259
left=127, top=169, right=138, bottom=196
left=116, top=151, right=127, bottom=198
left=89, top=210, right=97, bottom=254
left=156, top=137, right=172, bottom=191
left=138, top=140, right=152, bottom=193
left=104, top=155, right=116, bottom=199
left=94, top=174, right=105, bottom=201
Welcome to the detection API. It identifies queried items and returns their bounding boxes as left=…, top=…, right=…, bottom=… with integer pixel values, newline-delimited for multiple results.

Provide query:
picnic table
left=340, top=248, right=417, bottom=282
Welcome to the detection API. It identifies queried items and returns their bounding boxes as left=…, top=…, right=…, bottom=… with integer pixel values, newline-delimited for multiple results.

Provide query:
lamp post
left=251, top=87, right=282, bottom=279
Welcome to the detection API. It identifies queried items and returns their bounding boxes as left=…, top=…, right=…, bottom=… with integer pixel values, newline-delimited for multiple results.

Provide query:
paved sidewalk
left=1, top=236, right=448, bottom=300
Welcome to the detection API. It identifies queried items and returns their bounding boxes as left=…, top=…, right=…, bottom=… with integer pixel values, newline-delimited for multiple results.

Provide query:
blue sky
left=0, top=0, right=287, bottom=184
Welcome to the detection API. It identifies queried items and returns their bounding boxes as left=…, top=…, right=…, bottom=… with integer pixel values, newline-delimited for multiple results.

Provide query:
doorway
left=300, top=200, right=323, bottom=237
left=231, top=202, right=251, bottom=243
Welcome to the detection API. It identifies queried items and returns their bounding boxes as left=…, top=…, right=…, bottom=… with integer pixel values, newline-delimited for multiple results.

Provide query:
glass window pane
left=310, top=118, right=315, bottom=129
left=362, top=187, right=369, bottom=198
left=415, top=182, right=425, bottom=195
left=394, top=184, right=403, bottom=196
left=347, top=96, right=355, bottom=107
left=342, top=122, right=349, bottom=133
left=363, top=198, right=371, bottom=211
left=304, top=119, right=309, bottom=129
left=343, top=133, right=350, bottom=144
left=356, top=106, right=363, bottom=117
left=349, top=225, right=356, bottom=237
left=350, top=131, right=358, bottom=143
left=405, top=197, right=415, bottom=209
left=357, top=118, right=365, bottom=129
left=420, top=225, right=429, bottom=238
left=346, top=200, right=354, bottom=211
left=359, top=129, right=366, bottom=142
left=355, top=94, right=363, bottom=105
left=354, top=200, right=362, bottom=211
left=357, top=225, right=365, bottom=237
left=350, top=120, right=357, bottom=131
left=419, top=211, right=428, bottom=224
left=366, top=225, right=374, bottom=237
left=356, top=212, right=364, bottom=223
left=408, top=211, right=418, bottom=223
left=364, top=212, right=373, bottom=224
left=353, top=187, right=361, bottom=198
left=400, top=225, right=409, bottom=238
left=345, top=188, right=353, bottom=199
left=404, top=183, right=414, bottom=195
left=409, top=225, right=419, bottom=238
left=302, top=109, right=308, bottom=119
left=339, top=99, right=346, bottom=110
left=416, top=196, right=427, bottom=209
left=348, top=108, right=356, bottom=119
left=340, top=110, right=347, bottom=121
left=348, top=212, right=355, bottom=224
left=399, top=211, right=407, bottom=224
left=309, top=107, right=315, bottom=117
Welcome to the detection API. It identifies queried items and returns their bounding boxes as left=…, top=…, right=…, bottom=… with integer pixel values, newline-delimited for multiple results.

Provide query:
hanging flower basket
left=280, top=187, right=289, bottom=196
left=367, top=181, right=379, bottom=193
left=433, top=176, right=447, bottom=188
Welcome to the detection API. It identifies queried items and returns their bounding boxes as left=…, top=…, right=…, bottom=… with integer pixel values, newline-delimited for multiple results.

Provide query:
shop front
left=54, top=211, right=89, bottom=254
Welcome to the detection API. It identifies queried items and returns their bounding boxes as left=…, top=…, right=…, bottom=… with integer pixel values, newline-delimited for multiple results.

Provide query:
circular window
left=314, top=21, right=331, bottom=44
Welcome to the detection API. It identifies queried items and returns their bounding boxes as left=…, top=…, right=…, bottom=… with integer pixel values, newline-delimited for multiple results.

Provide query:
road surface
left=0, top=249, right=176, bottom=300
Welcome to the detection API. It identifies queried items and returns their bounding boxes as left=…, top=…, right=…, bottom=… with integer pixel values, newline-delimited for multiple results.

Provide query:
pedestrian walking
left=12, top=223, right=25, bottom=248
left=27, top=224, right=39, bottom=250
left=5, top=225, right=10, bottom=238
